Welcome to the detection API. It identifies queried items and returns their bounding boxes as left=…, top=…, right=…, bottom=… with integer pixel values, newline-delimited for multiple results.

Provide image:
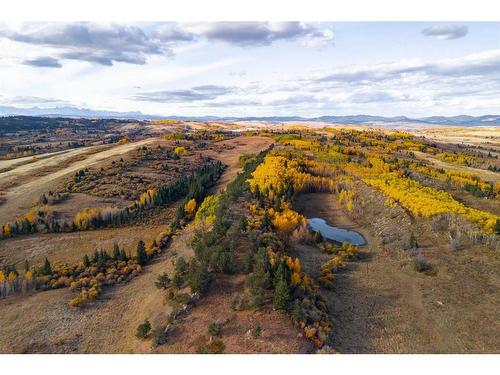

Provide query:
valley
left=0, top=118, right=499, bottom=354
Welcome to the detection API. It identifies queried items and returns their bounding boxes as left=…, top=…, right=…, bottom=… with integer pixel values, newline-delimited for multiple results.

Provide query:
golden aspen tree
left=3, top=224, right=11, bottom=238
left=184, top=198, right=197, bottom=216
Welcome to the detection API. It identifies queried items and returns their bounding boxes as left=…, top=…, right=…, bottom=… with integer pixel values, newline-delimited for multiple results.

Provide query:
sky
left=0, top=21, right=499, bottom=117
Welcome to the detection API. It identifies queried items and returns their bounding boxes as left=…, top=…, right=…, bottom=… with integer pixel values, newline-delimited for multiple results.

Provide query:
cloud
left=183, top=22, right=333, bottom=47
left=22, top=56, right=62, bottom=68
left=348, top=91, right=402, bottom=104
left=132, top=85, right=234, bottom=102
left=315, top=49, right=500, bottom=83
left=0, top=23, right=168, bottom=66
left=301, top=29, right=335, bottom=48
left=228, top=71, right=247, bottom=77
left=154, top=24, right=195, bottom=42
left=422, top=24, right=468, bottom=40
left=0, top=22, right=334, bottom=68
left=0, top=95, right=71, bottom=107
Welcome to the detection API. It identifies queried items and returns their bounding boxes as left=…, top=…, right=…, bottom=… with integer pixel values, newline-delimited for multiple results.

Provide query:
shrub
left=152, top=327, right=167, bottom=346
left=206, top=339, right=225, bottom=354
left=230, top=297, right=238, bottom=311
left=251, top=325, right=262, bottom=338
left=207, top=322, right=222, bottom=337
left=172, top=272, right=183, bottom=289
left=450, top=236, right=461, bottom=251
left=242, top=250, right=253, bottom=274
left=409, top=232, right=419, bottom=249
left=412, top=255, right=432, bottom=273
left=196, top=345, right=209, bottom=354
left=155, top=272, right=171, bottom=290
left=251, top=290, right=263, bottom=308
left=136, top=319, right=152, bottom=339
left=175, top=257, right=188, bottom=274
left=313, top=231, right=324, bottom=243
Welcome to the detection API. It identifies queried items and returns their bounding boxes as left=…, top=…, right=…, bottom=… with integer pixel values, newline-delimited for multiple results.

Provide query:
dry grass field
left=0, top=134, right=276, bottom=353
left=294, top=193, right=499, bottom=353
left=0, top=139, right=156, bottom=226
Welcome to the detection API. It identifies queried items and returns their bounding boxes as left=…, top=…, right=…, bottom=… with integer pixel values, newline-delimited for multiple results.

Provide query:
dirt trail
left=293, top=193, right=499, bottom=353
left=0, top=138, right=156, bottom=225
left=0, top=149, right=71, bottom=170
left=413, top=151, right=500, bottom=183
left=0, top=146, right=103, bottom=183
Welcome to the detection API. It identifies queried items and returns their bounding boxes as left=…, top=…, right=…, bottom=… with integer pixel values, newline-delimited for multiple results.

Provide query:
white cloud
left=0, top=22, right=168, bottom=66
left=0, top=22, right=334, bottom=68
left=314, top=49, right=500, bottom=83
left=422, top=24, right=468, bottom=40
left=181, top=22, right=334, bottom=47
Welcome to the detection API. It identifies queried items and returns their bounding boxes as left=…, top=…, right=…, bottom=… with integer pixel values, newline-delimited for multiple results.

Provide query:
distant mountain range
left=0, top=105, right=155, bottom=120
left=0, top=105, right=499, bottom=126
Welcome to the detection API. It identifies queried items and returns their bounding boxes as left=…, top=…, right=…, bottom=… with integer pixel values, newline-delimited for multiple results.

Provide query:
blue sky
left=0, top=22, right=499, bottom=117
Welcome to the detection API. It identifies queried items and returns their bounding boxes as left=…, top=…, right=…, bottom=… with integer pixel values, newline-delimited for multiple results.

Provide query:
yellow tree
left=0, top=271, right=4, bottom=298
left=174, top=146, right=188, bottom=155
left=184, top=199, right=197, bottom=216
left=3, top=224, right=11, bottom=238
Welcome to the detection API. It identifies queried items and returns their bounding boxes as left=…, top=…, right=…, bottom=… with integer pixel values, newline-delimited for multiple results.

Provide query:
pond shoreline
left=308, top=217, right=367, bottom=246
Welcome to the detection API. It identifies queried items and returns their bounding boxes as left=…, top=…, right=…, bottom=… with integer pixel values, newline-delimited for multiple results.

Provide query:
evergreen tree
left=136, top=319, right=151, bottom=339
left=112, top=243, right=121, bottom=260
left=291, top=299, right=303, bottom=322
left=82, top=254, right=91, bottom=267
left=262, top=212, right=272, bottom=229
left=41, top=258, right=52, bottom=276
left=242, top=251, right=253, bottom=274
left=92, top=250, right=100, bottom=263
left=23, top=259, right=30, bottom=272
left=188, top=260, right=213, bottom=295
left=119, top=248, right=128, bottom=261
left=136, top=240, right=147, bottom=265
left=273, top=259, right=291, bottom=289
left=155, top=272, right=171, bottom=290
left=409, top=232, right=419, bottom=249
left=273, top=278, right=291, bottom=310
left=172, top=271, right=183, bottom=289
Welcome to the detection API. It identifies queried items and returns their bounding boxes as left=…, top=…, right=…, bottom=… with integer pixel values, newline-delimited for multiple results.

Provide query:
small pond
left=308, top=217, right=366, bottom=246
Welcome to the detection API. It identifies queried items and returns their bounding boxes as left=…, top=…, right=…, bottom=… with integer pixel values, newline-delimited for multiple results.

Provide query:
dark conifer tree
left=41, top=258, right=52, bottom=276
left=83, top=254, right=91, bottom=267
left=136, top=240, right=147, bottom=265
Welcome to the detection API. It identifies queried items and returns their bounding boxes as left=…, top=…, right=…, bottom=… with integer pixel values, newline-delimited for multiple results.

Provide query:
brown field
left=411, top=126, right=500, bottom=152
left=0, top=135, right=276, bottom=354
left=0, top=138, right=156, bottom=226
left=0, top=149, right=70, bottom=170
left=0, top=222, right=172, bottom=266
left=204, top=136, right=274, bottom=193
left=293, top=193, right=500, bottom=353
left=154, top=274, right=313, bottom=354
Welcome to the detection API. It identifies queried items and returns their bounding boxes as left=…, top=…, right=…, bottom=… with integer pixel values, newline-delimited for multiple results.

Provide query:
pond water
left=308, top=217, right=366, bottom=246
